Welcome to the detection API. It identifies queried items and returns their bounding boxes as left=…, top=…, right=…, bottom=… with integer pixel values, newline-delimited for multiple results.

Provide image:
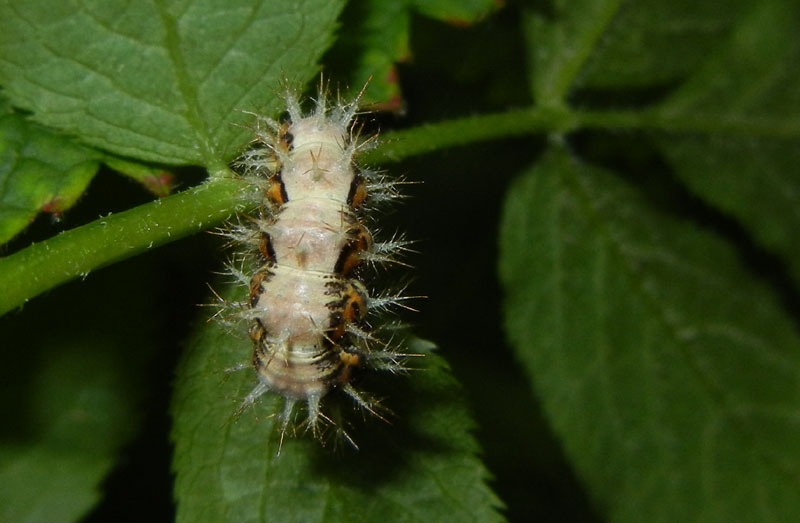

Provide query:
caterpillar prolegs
left=224, top=79, right=411, bottom=446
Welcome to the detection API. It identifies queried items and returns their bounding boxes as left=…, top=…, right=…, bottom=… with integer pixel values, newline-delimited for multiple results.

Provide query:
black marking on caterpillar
left=222, top=78, right=413, bottom=449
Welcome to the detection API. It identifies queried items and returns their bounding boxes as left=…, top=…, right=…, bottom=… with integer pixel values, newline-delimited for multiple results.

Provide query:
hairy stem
left=0, top=175, right=256, bottom=316
left=1, top=106, right=570, bottom=315
left=6, top=100, right=785, bottom=316
left=366, top=105, right=574, bottom=163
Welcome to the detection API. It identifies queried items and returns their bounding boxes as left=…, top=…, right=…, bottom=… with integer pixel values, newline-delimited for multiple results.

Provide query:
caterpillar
left=223, top=78, right=411, bottom=447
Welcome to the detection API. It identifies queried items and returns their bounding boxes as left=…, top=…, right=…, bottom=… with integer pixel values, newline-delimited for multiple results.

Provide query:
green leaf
left=331, top=0, right=410, bottom=110
left=0, top=259, right=162, bottom=522
left=104, top=156, right=175, bottom=198
left=526, top=0, right=800, bottom=283
left=651, top=1, right=800, bottom=284
left=572, top=1, right=751, bottom=90
left=171, top=283, right=503, bottom=523
left=524, top=1, right=753, bottom=103
left=499, top=146, right=800, bottom=521
left=329, top=0, right=501, bottom=110
left=408, top=0, right=500, bottom=25
left=0, top=0, right=346, bottom=167
left=0, top=0, right=350, bottom=311
left=0, top=98, right=102, bottom=245
left=523, top=0, right=623, bottom=106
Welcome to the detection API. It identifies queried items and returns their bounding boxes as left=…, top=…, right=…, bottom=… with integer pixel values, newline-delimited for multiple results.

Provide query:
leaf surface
left=572, top=1, right=750, bottom=90
left=0, top=99, right=102, bottom=245
left=651, top=1, right=800, bottom=284
left=526, top=0, right=800, bottom=281
left=0, top=0, right=346, bottom=166
left=524, top=1, right=755, bottom=100
left=523, top=0, right=623, bottom=105
left=499, top=146, right=800, bottom=521
left=171, top=283, right=503, bottom=523
left=0, top=260, right=163, bottom=522
left=330, top=0, right=501, bottom=109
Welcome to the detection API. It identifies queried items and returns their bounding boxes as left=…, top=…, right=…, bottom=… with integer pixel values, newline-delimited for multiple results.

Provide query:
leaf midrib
left=543, top=0, right=626, bottom=106
left=154, top=0, right=223, bottom=172
left=562, top=150, right=798, bottom=493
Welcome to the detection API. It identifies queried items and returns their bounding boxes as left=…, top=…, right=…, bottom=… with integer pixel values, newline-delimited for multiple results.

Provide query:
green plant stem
left=0, top=106, right=571, bottom=316
left=365, top=106, right=575, bottom=164
left=5, top=102, right=795, bottom=316
left=0, top=176, right=258, bottom=316
left=578, top=109, right=800, bottom=139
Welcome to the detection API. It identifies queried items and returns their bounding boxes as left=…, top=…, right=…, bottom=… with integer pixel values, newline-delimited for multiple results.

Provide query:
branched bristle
left=367, top=233, right=416, bottom=268
left=340, top=383, right=390, bottom=424
left=216, top=218, right=262, bottom=250
left=237, top=381, right=270, bottom=418
left=284, top=87, right=304, bottom=124
left=369, top=284, right=424, bottom=314
left=222, top=258, right=254, bottom=287
left=363, top=174, right=409, bottom=208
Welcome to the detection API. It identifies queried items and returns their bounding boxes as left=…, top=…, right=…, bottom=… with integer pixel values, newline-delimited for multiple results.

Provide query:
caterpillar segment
left=229, top=81, right=408, bottom=445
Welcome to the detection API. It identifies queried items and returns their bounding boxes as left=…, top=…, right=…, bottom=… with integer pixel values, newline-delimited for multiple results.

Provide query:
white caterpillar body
left=228, top=81, right=408, bottom=442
